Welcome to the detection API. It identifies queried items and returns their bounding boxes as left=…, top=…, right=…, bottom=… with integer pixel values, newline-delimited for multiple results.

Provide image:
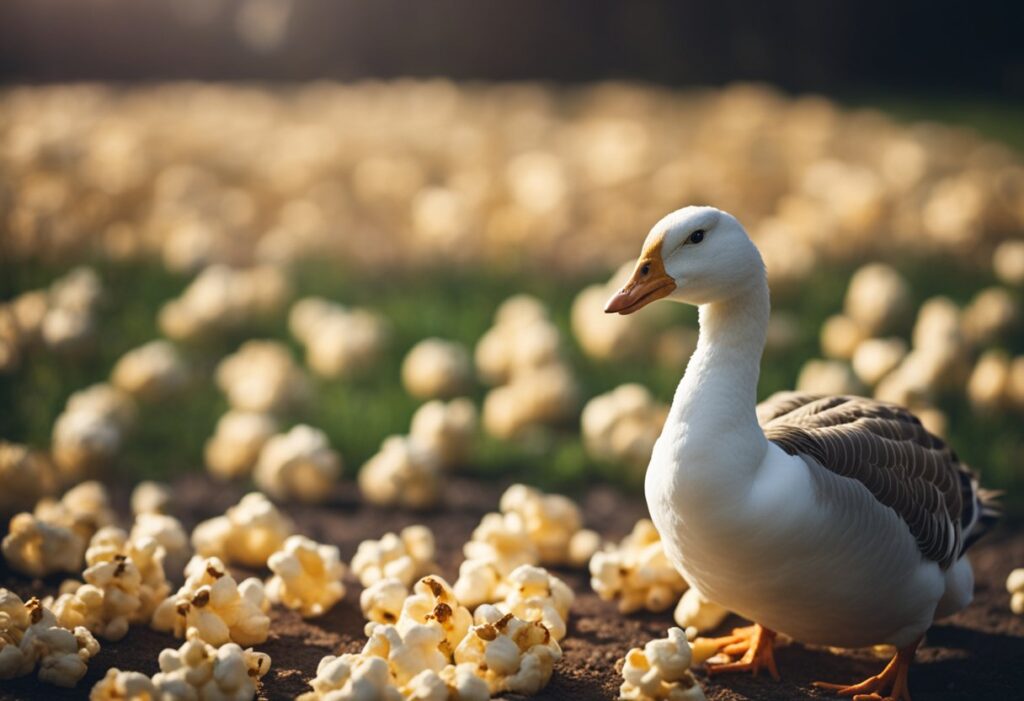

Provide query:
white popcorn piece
left=402, top=664, right=490, bottom=701
left=89, top=668, right=158, bottom=700
left=1007, top=568, right=1024, bottom=615
left=962, top=286, right=1018, bottom=346
left=397, top=576, right=473, bottom=658
left=795, top=358, right=864, bottom=396
left=130, top=480, right=173, bottom=515
left=130, top=513, right=191, bottom=582
left=851, top=337, right=908, bottom=387
left=994, top=239, right=1024, bottom=286
left=402, top=338, right=474, bottom=400
left=819, top=314, right=867, bottom=361
left=205, top=410, right=279, bottom=480
left=191, top=492, right=295, bottom=568
left=361, top=578, right=410, bottom=625
left=51, top=385, right=136, bottom=481
left=267, top=535, right=346, bottom=618
left=454, top=605, right=561, bottom=696
left=568, top=529, right=603, bottom=568
left=409, top=398, right=478, bottom=469
left=0, top=590, right=101, bottom=688
left=110, top=339, right=189, bottom=401
left=64, top=383, right=137, bottom=429
left=255, top=424, right=342, bottom=503
left=481, top=364, right=579, bottom=440
left=290, top=297, right=390, bottom=379
left=297, top=653, right=402, bottom=701
left=967, top=349, right=1012, bottom=412
left=2, top=513, right=85, bottom=578
left=454, top=510, right=538, bottom=608
left=590, top=520, right=688, bottom=614
left=359, top=436, right=441, bottom=509
left=152, top=556, right=270, bottom=646
left=42, top=267, right=103, bottom=354
left=500, top=484, right=583, bottom=565
left=843, top=263, right=911, bottom=335
left=351, top=525, right=438, bottom=588
left=35, top=480, right=116, bottom=543
left=364, top=622, right=448, bottom=686
left=673, top=589, right=730, bottom=633
left=151, top=632, right=270, bottom=701
left=475, top=296, right=560, bottom=385
left=582, top=384, right=668, bottom=470
left=571, top=263, right=663, bottom=362
left=215, top=339, right=310, bottom=414
left=497, top=565, right=574, bottom=641
left=0, top=441, right=57, bottom=517
left=619, top=627, right=706, bottom=701
left=50, top=526, right=170, bottom=641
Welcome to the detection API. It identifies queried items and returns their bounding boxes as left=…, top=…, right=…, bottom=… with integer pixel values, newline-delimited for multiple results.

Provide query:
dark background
left=1, top=0, right=1023, bottom=98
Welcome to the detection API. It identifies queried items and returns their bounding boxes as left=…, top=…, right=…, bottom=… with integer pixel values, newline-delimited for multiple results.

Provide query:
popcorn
left=89, top=669, right=158, bottom=700
left=35, top=480, right=116, bottom=544
left=360, top=578, right=410, bottom=625
left=402, top=338, right=474, bottom=399
left=475, top=296, right=560, bottom=385
left=795, top=358, right=864, bottom=396
left=191, top=492, right=295, bottom=568
left=967, top=349, right=1012, bottom=412
left=51, top=384, right=136, bottom=481
left=851, top=337, right=908, bottom=387
left=571, top=262, right=662, bottom=362
left=255, top=424, right=342, bottom=503
left=397, top=576, right=473, bottom=658
left=215, top=340, right=311, bottom=414
left=364, top=622, right=448, bottom=686
left=298, top=653, right=402, bottom=701
left=454, top=605, right=561, bottom=695
left=130, top=480, right=173, bottom=515
left=204, top=410, right=279, bottom=480
left=403, top=664, right=490, bottom=701
left=266, top=535, right=346, bottom=618
left=568, top=529, right=603, bottom=568
left=152, top=556, right=270, bottom=646
left=481, top=364, right=579, bottom=440
left=290, top=297, right=390, bottom=378
left=581, top=384, right=668, bottom=470
left=843, top=263, right=911, bottom=336
left=351, top=525, right=438, bottom=588
left=109, top=340, right=188, bottom=401
left=962, top=287, right=1018, bottom=346
left=819, top=314, right=866, bottom=361
left=454, top=512, right=537, bottom=608
left=1008, top=568, right=1024, bottom=615
left=673, top=589, right=730, bottom=633
left=618, top=627, right=706, bottom=701
left=149, top=632, right=270, bottom=700
left=0, top=590, right=101, bottom=688
left=0, top=441, right=57, bottom=517
left=49, top=527, right=170, bottom=641
left=409, top=398, right=478, bottom=469
left=994, top=239, right=1024, bottom=286
left=589, top=520, right=688, bottom=614
left=41, top=267, right=103, bottom=354
left=359, top=436, right=441, bottom=509
left=1, top=512, right=85, bottom=577
left=499, top=484, right=583, bottom=565
left=496, top=565, right=574, bottom=641
left=130, top=513, right=191, bottom=581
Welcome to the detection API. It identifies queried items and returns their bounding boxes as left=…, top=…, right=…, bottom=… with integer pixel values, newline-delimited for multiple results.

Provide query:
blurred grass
left=1, top=251, right=1022, bottom=515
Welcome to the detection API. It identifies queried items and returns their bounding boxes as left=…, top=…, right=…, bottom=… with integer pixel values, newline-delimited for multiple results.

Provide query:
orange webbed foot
left=812, top=638, right=919, bottom=701
left=698, top=623, right=781, bottom=681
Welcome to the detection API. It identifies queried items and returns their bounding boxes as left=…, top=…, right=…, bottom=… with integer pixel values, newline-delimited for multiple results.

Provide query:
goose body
left=606, top=205, right=997, bottom=660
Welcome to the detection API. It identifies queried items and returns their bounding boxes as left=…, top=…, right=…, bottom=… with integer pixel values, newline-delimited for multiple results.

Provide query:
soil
left=2, top=473, right=1023, bottom=701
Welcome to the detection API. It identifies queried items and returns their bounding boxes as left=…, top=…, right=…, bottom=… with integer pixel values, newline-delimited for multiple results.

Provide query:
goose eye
left=689, top=230, right=705, bottom=244
left=640, top=263, right=651, bottom=276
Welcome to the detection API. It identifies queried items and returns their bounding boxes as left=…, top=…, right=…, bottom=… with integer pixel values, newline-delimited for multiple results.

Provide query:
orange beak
left=604, top=256, right=676, bottom=315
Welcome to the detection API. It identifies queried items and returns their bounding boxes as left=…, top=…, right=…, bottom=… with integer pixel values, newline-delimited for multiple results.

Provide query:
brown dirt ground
left=2, top=473, right=1023, bottom=701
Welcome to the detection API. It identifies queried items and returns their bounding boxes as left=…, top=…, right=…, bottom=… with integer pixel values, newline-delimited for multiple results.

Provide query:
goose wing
left=757, top=391, right=998, bottom=569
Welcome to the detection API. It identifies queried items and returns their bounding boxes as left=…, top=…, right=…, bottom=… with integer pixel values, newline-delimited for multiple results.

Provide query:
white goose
left=605, top=206, right=998, bottom=701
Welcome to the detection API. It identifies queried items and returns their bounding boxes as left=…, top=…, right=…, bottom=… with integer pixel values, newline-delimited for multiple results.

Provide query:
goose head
left=604, top=205, right=763, bottom=314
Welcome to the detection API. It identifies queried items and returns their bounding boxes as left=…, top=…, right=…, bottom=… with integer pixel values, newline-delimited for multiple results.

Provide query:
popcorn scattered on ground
left=129, top=481, right=173, bottom=516
left=402, top=338, right=474, bottom=400
left=0, top=590, right=101, bottom=688
left=267, top=535, right=346, bottom=618
left=51, top=384, right=136, bottom=482
left=618, top=627, right=706, bottom=701
left=496, top=565, right=574, bottom=641
left=0, top=441, right=57, bottom=517
left=360, top=578, right=410, bottom=625
left=571, top=262, right=665, bottom=362
left=1007, top=568, right=1024, bottom=615
left=590, top=519, right=688, bottom=614
left=581, top=384, right=668, bottom=470
left=289, top=297, right=390, bottom=378
left=673, top=589, right=730, bottom=633
left=843, top=263, right=911, bottom=336
left=215, top=339, right=311, bottom=415
left=152, top=556, right=270, bottom=646
left=109, top=339, right=188, bottom=401
left=130, top=512, right=191, bottom=582
left=397, top=576, right=473, bottom=658
left=255, top=424, right=342, bottom=503
left=204, top=410, right=279, bottom=480
left=409, top=398, right=478, bottom=470
left=191, top=492, right=295, bottom=569
left=1, top=512, right=85, bottom=578
left=499, top=484, right=584, bottom=566
left=351, top=525, right=438, bottom=588
left=796, top=358, right=865, bottom=396
left=359, top=435, right=441, bottom=509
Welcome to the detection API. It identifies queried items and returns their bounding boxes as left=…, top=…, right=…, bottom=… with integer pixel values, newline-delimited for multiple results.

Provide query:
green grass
left=2, top=253, right=1022, bottom=515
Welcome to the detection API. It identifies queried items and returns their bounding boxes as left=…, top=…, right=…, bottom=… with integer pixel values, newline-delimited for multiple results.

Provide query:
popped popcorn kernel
left=454, top=605, right=561, bottom=695
left=581, top=384, right=668, bottom=470
left=0, top=441, right=57, bottom=517
left=409, top=398, right=478, bottom=469
left=130, top=513, right=190, bottom=582
left=89, top=668, right=157, bottom=700
left=673, top=589, right=729, bottom=633
left=360, top=578, right=409, bottom=625
left=497, top=565, right=574, bottom=641
left=1007, top=568, right=1024, bottom=615
left=289, top=297, right=390, bottom=379
left=397, top=576, right=473, bottom=658
left=351, top=525, right=438, bottom=588
left=151, top=632, right=270, bottom=700
left=2, top=512, right=85, bottom=578
left=402, top=338, right=473, bottom=400
left=267, top=535, right=346, bottom=618
left=255, top=424, right=342, bottom=503
left=215, top=339, right=310, bottom=414
left=35, top=480, right=116, bottom=545
left=204, top=410, right=279, bottom=480
left=129, top=480, right=173, bottom=516
left=403, top=663, right=490, bottom=701
left=52, top=385, right=136, bottom=480
left=364, top=622, right=447, bottom=686
left=110, top=339, right=188, bottom=401
left=618, top=627, right=706, bottom=701
left=359, top=436, right=441, bottom=509
left=589, top=519, right=687, bottom=614
left=0, top=590, right=100, bottom=688
left=499, top=483, right=583, bottom=565
left=191, top=492, right=295, bottom=568
left=151, top=556, right=270, bottom=646
left=297, top=653, right=402, bottom=701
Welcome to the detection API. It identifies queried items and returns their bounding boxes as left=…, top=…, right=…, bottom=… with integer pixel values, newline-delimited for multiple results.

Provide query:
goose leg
left=812, top=638, right=920, bottom=701
left=700, top=623, right=780, bottom=680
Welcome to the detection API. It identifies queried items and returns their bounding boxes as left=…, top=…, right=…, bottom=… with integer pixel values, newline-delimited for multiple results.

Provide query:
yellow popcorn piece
left=254, top=424, right=342, bottom=503
left=351, top=525, right=438, bottom=588
left=191, top=492, right=295, bottom=569
left=618, top=627, right=706, bottom=701
left=267, top=535, right=346, bottom=618
left=589, top=519, right=687, bottom=614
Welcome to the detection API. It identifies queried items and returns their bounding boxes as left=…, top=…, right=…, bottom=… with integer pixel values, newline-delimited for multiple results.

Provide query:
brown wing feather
left=757, top=391, right=989, bottom=569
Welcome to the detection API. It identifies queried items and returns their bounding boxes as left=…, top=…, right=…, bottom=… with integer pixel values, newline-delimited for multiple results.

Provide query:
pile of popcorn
left=0, top=267, right=104, bottom=372
left=159, top=264, right=292, bottom=342
left=589, top=519, right=688, bottom=615
left=476, top=296, right=580, bottom=440
left=618, top=627, right=707, bottom=701
left=204, top=409, right=279, bottom=480
left=192, top=492, right=295, bottom=568
left=254, top=424, right=342, bottom=503
left=289, top=296, right=390, bottom=378
left=581, top=384, right=669, bottom=470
